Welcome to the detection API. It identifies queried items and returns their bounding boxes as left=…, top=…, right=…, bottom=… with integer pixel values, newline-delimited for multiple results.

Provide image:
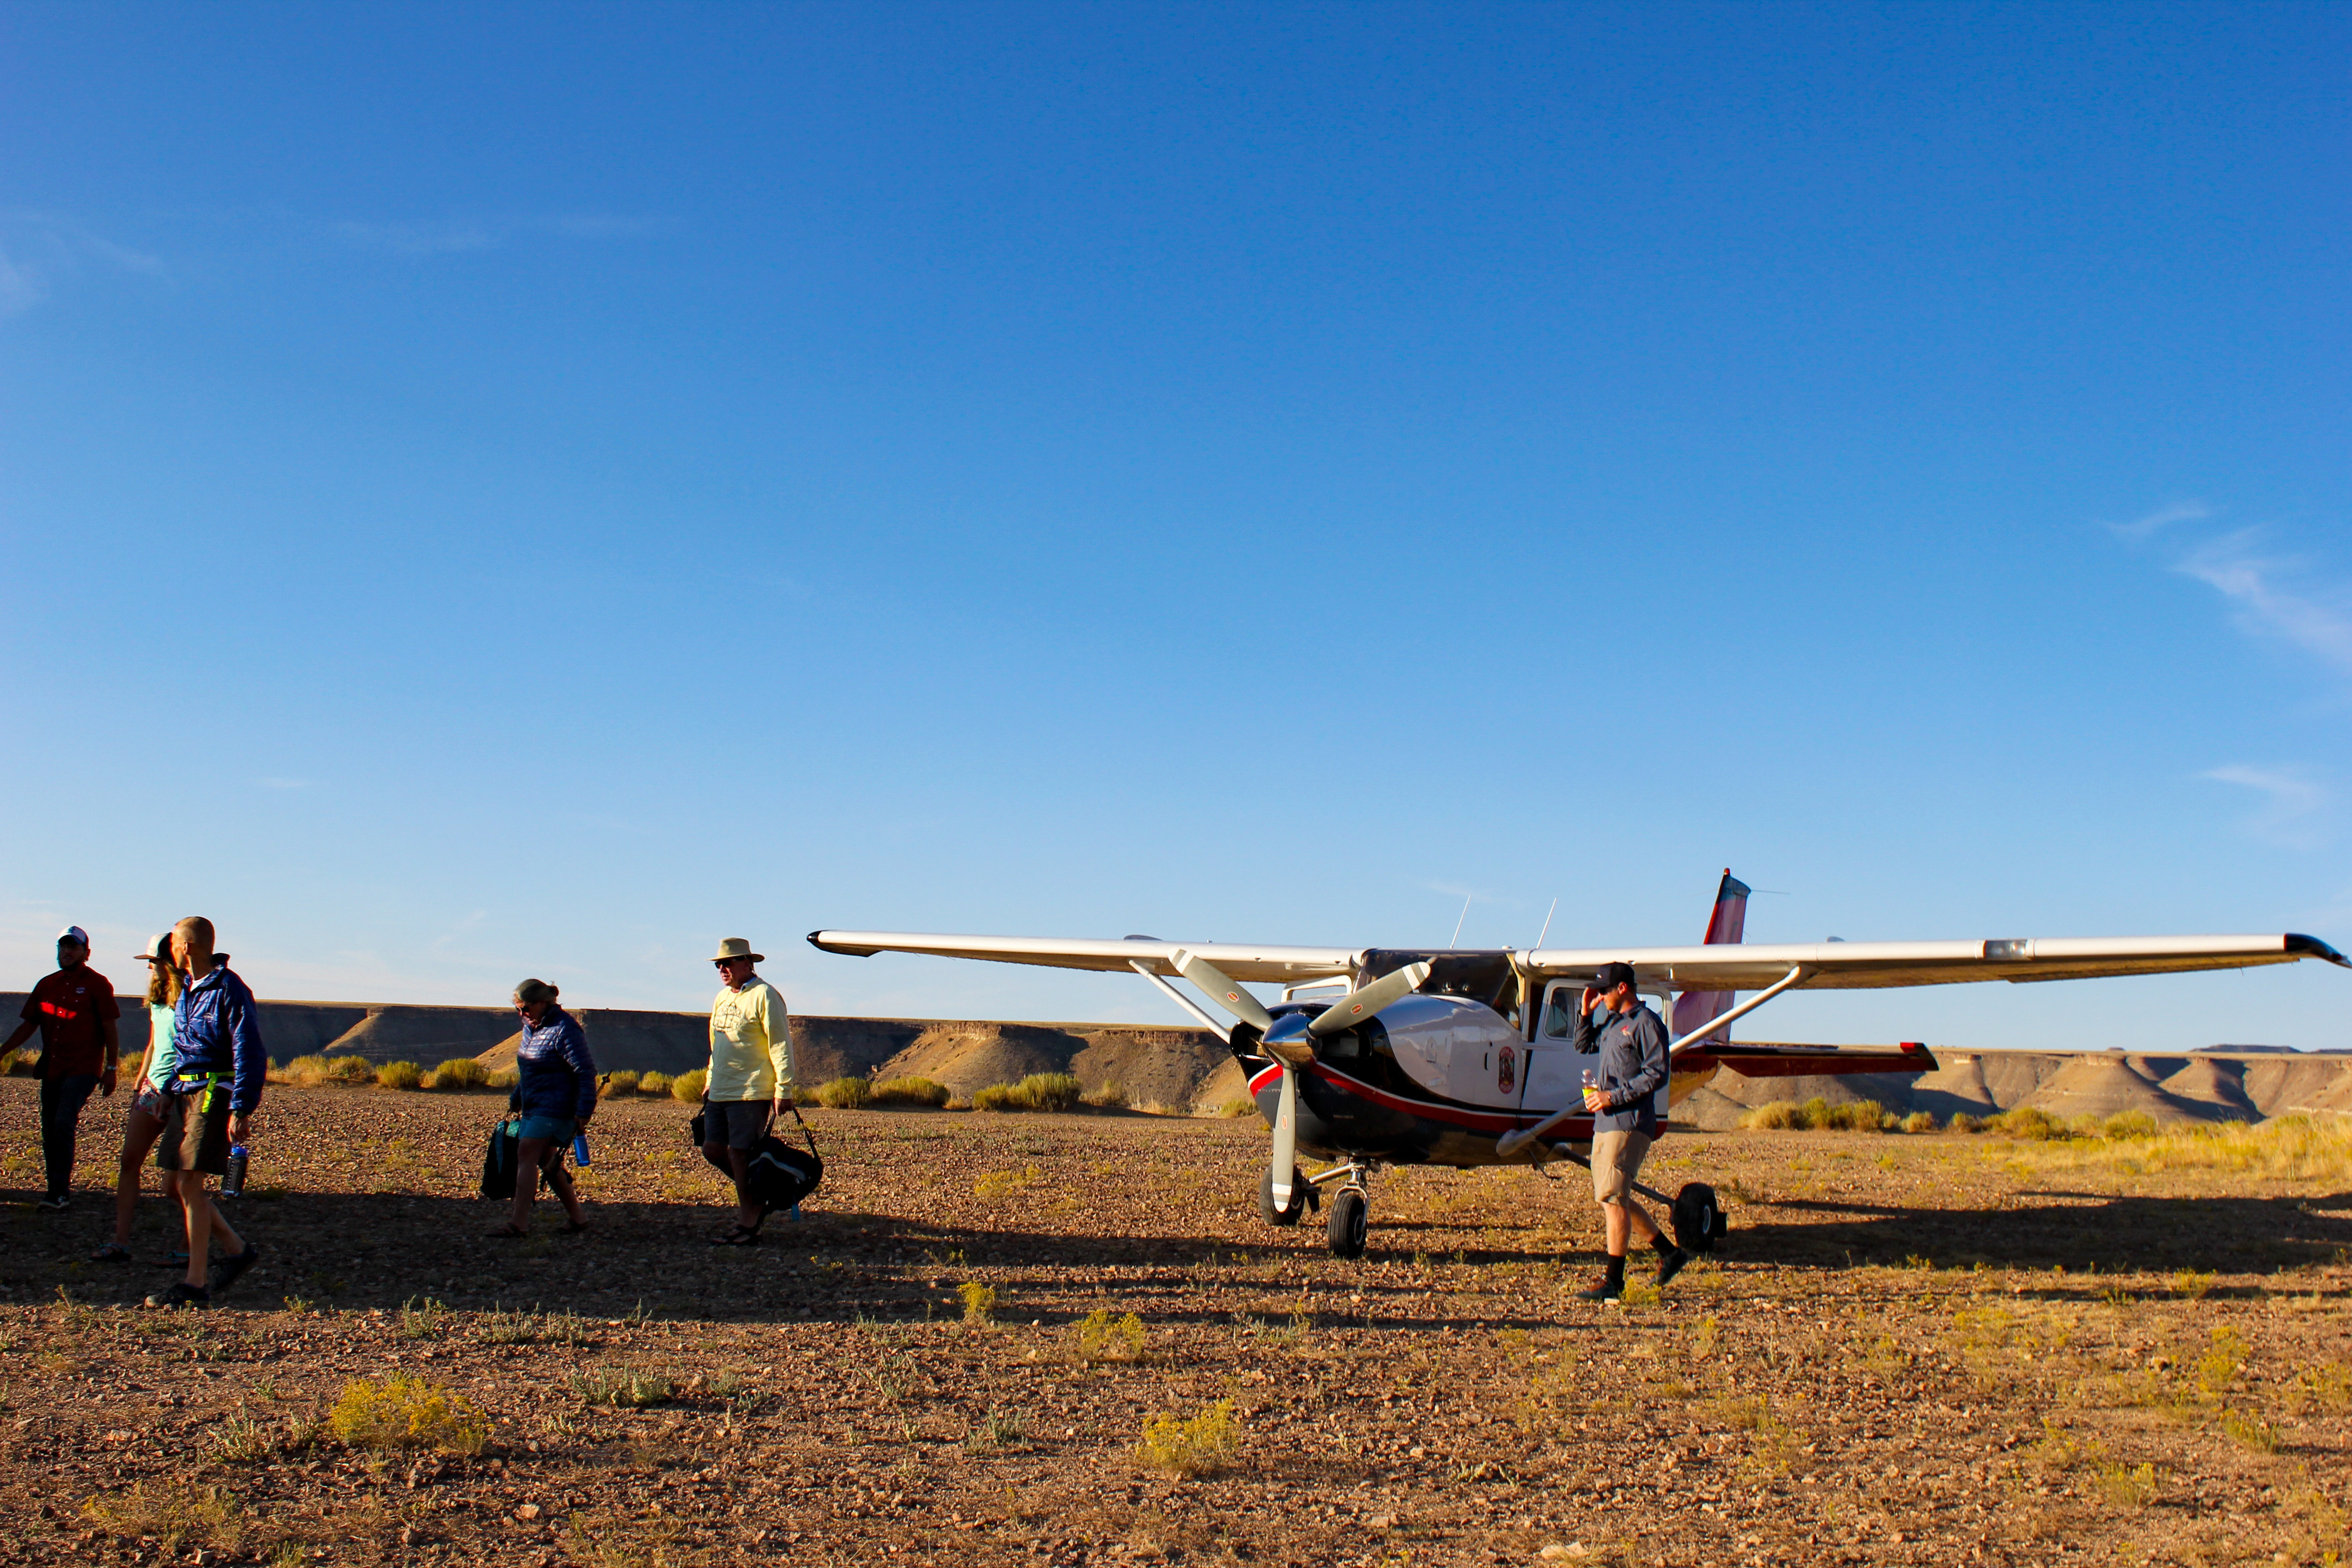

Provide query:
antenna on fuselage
left=1531, top=897, right=1558, bottom=951
left=1448, top=893, right=1472, bottom=949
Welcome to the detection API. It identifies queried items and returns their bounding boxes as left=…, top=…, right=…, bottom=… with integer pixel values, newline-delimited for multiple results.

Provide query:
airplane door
left=1518, top=980, right=1586, bottom=1119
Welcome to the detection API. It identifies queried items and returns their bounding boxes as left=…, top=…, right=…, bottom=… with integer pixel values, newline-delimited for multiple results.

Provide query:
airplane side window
left=1541, top=985, right=1580, bottom=1039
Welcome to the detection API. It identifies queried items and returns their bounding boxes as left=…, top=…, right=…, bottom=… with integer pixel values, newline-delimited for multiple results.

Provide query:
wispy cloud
left=2105, top=500, right=2209, bottom=542
left=2175, top=530, right=2352, bottom=678
left=2200, top=764, right=2331, bottom=849
left=0, top=213, right=167, bottom=317
left=334, top=213, right=651, bottom=256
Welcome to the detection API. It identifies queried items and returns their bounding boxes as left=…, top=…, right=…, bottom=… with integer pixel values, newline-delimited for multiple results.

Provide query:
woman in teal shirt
left=93, top=934, right=210, bottom=1262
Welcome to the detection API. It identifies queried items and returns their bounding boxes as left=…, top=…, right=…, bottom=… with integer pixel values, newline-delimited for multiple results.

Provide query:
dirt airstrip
left=0, top=1081, right=2344, bottom=1568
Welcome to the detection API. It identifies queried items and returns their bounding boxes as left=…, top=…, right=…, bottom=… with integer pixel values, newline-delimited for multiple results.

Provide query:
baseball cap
left=137, top=933, right=172, bottom=963
left=1589, top=960, right=1637, bottom=991
left=57, top=925, right=89, bottom=948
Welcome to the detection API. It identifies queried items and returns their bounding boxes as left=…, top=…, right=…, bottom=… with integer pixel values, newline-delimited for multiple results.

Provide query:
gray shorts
left=703, top=1099, right=770, bottom=1150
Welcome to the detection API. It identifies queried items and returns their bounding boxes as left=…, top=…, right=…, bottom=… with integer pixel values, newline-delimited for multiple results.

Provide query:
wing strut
left=1129, top=960, right=1230, bottom=1044
left=1495, top=964, right=1810, bottom=1157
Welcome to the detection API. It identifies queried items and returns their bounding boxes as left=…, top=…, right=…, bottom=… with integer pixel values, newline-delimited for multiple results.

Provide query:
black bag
left=480, top=1114, right=568, bottom=1200
left=688, top=1103, right=824, bottom=1216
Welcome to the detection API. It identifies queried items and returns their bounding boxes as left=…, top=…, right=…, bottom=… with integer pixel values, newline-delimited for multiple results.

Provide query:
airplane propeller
left=1185, top=958, right=1432, bottom=1219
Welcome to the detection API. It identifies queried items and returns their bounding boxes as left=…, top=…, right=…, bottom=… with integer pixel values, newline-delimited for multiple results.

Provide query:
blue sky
left=3, top=3, right=2347, bottom=1050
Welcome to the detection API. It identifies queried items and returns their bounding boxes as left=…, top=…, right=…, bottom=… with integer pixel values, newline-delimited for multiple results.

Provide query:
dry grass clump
left=82, top=1481, right=245, bottom=1554
left=637, top=1071, right=673, bottom=1097
left=326, top=1374, right=490, bottom=1454
left=572, top=1366, right=673, bottom=1408
left=1084, top=1082, right=1129, bottom=1110
left=1216, top=1096, right=1258, bottom=1118
left=1901, top=1110, right=1938, bottom=1133
left=670, top=1068, right=707, bottom=1101
left=1994, top=1114, right=2351, bottom=1182
left=1136, top=1399, right=1239, bottom=1477
left=973, top=1073, right=1084, bottom=1113
left=1741, top=1097, right=1892, bottom=1132
left=279, top=1054, right=380, bottom=1087
left=2090, top=1461, right=2161, bottom=1507
left=376, top=1060, right=425, bottom=1091
left=1073, top=1308, right=1147, bottom=1362
left=431, top=1058, right=490, bottom=1091
left=601, top=1068, right=641, bottom=1095
left=870, top=1077, right=951, bottom=1108
left=817, top=1077, right=872, bottom=1110
left=958, top=1281, right=998, bottom=1325
left=488, top=1065, right=519, bottom=1090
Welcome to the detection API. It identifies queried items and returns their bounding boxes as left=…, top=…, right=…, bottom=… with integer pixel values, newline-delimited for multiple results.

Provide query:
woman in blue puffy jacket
left=494, top=978, right=597, bottom=1236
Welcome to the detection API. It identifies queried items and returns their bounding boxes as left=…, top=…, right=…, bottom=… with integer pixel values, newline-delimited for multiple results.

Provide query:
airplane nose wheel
left=1327, top=1184, right=1369, bottom=1259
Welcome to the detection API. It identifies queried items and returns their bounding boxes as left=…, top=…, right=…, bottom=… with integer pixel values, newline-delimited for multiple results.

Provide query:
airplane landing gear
left=1326, top=1181, right=1369, bottom=1259
left=1672, top=1181, right=1729, bottom=1254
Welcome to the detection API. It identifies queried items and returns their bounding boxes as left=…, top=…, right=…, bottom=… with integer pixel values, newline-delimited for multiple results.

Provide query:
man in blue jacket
left=1572, top=961, right=1689, bottom=1301
left=148, top=916, right=263, bottom=1309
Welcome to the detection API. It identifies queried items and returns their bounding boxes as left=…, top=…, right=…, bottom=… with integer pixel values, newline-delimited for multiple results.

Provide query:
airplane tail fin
left=1669, top=869, right=1751, bottom=1046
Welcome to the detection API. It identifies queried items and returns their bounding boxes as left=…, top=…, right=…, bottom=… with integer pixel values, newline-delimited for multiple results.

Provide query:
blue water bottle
left=572, top=1133, right=590, bottom=1166
left=222, top=1143, right=248, bottom=1199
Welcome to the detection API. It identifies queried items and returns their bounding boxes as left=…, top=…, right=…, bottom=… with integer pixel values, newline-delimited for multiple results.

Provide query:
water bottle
left=221, top=1144, right=248, bottom=1199
left=572, top=1133, right=591, bottom=1166
left=1581, top=1068, right=1598, bottom=1106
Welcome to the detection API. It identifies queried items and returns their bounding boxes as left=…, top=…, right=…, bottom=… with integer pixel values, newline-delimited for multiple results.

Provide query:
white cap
left=57, top=925, right=89, bottom=948
left=137, top=933, right=172, bottom=962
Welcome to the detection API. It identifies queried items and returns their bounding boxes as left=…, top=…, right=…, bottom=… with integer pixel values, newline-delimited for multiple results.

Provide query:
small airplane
left=810, top=874, right=2346, bottom=1259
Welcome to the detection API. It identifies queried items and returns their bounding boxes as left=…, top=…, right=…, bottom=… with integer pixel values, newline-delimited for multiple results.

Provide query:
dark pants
left=40, top=1073, right=99, bottom=1199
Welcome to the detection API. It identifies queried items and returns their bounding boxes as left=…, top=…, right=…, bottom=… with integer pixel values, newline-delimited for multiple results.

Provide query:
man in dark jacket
left=1572, top=961, right=1688, bottom=1300
left=3, top=925, right=121, bottom=1209
left=148, top=917, right=263, bottom=1309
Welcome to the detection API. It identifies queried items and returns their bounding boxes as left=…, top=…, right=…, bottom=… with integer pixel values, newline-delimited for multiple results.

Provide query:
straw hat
left=712, top=937, right=764, bottom=964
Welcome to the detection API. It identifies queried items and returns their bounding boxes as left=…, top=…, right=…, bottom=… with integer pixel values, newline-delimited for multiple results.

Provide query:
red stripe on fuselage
left=1301, top=1062, right=1597, bottom=1137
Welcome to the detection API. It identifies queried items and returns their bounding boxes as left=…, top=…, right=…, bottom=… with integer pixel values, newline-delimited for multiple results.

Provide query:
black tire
left=1259, top=1165, right=1307, bottom=1227
left=1327, top=1187, right=1368, bottom=1259
left=1673, top=1181, right=1725, bottom=1254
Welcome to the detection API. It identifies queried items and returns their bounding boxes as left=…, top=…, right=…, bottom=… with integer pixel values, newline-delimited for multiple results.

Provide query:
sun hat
left=712, top=937, right=764, bottom=964
left=514, top=978, right=559, bottom=1005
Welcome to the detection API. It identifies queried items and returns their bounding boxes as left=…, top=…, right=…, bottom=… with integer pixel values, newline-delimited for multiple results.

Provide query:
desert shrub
left=1901, top=1110, right=1937, bottom=1134
left=601, top=1068, right=640, bottom=1096
left=375, top=1061, right=425, bottom=1091
left=1949, top=1112, right=1986, bottom=1133
left=2091, top=1461, right=2161, bottom=1507
left=670, top=1068, right=707, bottom=1101
left=488, top=1066, right=519, bottom=1090
left=972, top=1083, right=1021, bottom=1112
left=571, top=1366, right=672, bottom=1408
left=1799, top=1096, right=1834, bottom=1128
left=1085, top=1082, right=1129, bottom=1110
left=1136, top=1399, right=1238, bottom=1478
left=974, top=1073, right=1086, bottom=1113
left=2101, top=1110, right=2158, bottom=1140
left=1074, top=1308, right=1147, bottom=1363
left=1216, top=1096, right=1257, bottom=1118
left=958, top=1281, right=997, bottom=1325
left=278, top=1054, right=331, bottom=1085
left=870, top=1076, right=951, bottom=1108
left=322, top=1054, right=377, bottom=1085
left=817, top=1077, right=872, bottom=1110
left=82, top=1481, right=244, bottom=1554
left=327, top=1375, right=490, bottom=1454
left=1743, top=1100, right=1802, bottom=1130
left=432, top=1058, right=490, bottom=1091
left=1990, top=1106, right=2066, bottom=1141
left=638, top=1071, right=673, bottom=1097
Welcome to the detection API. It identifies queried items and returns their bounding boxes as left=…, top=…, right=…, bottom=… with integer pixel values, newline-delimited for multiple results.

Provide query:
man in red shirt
left=4, top=925, right=122, bottom=1209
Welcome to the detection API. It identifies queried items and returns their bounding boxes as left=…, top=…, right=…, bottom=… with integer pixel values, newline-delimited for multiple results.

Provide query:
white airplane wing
left=1523, top=933, right=2347, bottom=990
left=810, top=929, right=2346, bottom=991
left=806, top=931, right=1359, bottom=984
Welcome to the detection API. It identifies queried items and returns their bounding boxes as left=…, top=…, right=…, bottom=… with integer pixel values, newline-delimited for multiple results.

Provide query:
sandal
left=710, top=1225, right=761, bottom=1247
left=564, top=1221, right=589, bottom=1235
left=486, top=1224, right=529, bottom=1238
left=90, top=1242, right=132, bottom=1264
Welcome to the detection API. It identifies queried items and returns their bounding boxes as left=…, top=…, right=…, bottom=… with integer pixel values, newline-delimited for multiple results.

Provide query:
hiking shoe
left=1574, top=1272, right=1624, bottom=1303
left=90, top=1242, right=132, bottom=1263
left=211, top=1243, right=261, bottom=1294
left=1656, top=1247, right=1690, bottom=1288
left=146, top=1282, right=211, bottom=1310
left=36, top=1194, right=69, bottom=1211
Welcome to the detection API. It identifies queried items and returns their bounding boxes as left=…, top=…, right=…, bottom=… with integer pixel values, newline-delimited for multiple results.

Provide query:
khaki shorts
left=1591, top=1129, right=1651, bottom=1205
left=154, top=1085, right=233, bottom=1176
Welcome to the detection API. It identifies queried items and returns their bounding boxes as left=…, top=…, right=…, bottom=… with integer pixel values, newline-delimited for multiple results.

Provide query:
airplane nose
left=1261, top=1012, right=1315, bottom=1067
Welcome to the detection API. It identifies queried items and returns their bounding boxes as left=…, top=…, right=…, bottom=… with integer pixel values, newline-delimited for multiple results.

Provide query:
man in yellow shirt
left=703, top=937, right=796, bottom=1244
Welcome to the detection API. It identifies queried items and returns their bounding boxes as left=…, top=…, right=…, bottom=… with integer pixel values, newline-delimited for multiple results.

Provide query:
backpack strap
left=788, top=1100, right=818, bottom=1158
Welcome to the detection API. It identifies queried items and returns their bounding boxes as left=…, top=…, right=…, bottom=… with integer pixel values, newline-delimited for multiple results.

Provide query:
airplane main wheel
left=1327, top=1187, right=1368, bottom=1259
left=1259, top=1166, right=1307, bottom=1227
left=1673, top=1181, right=1727, bottom=1254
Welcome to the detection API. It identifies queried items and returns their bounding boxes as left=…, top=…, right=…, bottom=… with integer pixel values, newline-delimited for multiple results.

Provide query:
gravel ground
left=0, top=1080, right=2344, bottom=1568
